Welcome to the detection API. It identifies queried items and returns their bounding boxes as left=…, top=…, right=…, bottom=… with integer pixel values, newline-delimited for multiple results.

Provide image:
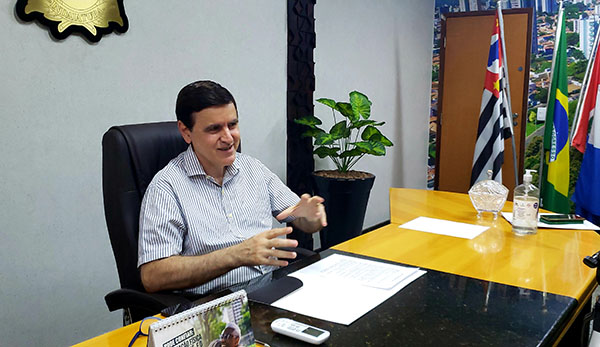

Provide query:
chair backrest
left=102, top=122, right=188, bottom=292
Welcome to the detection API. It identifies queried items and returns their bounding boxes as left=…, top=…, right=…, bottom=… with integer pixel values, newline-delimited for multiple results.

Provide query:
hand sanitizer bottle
left=512, top=169, right=540, bottom=235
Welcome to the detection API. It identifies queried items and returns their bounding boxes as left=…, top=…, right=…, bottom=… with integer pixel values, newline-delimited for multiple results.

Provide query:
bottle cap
left=524, top=169, right=536, bottom=183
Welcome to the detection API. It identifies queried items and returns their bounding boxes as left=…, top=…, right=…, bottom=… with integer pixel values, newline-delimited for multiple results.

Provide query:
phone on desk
left=539, top=214, right=585, bottom=224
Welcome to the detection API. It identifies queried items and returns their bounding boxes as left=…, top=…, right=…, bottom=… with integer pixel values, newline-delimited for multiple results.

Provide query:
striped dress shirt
left=138, top=145, right=300, bottom=295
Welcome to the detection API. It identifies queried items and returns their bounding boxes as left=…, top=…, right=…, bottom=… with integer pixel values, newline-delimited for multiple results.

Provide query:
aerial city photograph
left=429, top=0, right=598, bottom=204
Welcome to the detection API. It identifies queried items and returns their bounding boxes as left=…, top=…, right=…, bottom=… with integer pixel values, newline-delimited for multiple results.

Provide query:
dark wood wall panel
left=287, top=0, right=316, bottom=249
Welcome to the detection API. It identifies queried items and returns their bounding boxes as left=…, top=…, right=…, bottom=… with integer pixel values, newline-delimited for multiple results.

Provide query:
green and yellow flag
left=541, top=8, right=570, bottom=213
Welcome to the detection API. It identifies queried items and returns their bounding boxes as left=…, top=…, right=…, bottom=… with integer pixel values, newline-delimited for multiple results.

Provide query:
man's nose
left=220, top=127, right=233, bottom=143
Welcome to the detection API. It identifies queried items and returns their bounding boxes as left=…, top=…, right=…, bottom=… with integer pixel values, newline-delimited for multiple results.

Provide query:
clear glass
left=468, top=170, right=509, bottom=220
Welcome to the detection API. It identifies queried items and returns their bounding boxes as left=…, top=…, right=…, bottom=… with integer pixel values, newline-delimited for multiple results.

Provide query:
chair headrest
left=108, top=121, right=188, bottom=198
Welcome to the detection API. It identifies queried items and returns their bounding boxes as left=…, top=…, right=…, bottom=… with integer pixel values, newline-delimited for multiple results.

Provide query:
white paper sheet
left=399, top=216, right=489, bottom=239
left=306, top=253, right=419, bottom=290
left=501, top=212, right=600, bottom=230
left=271, top=254, right=426, bottom=325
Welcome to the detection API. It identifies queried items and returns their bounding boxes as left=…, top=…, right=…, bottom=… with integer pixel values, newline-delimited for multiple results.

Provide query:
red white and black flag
left=470, top=10, right=513, bottom=186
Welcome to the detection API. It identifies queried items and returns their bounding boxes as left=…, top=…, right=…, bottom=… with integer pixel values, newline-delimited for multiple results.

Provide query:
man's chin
left=220, top=152, right=236, bottom=166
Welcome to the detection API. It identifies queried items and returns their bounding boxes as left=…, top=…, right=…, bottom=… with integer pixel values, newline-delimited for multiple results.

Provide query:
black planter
left=312, top=172, right=375, bottom=249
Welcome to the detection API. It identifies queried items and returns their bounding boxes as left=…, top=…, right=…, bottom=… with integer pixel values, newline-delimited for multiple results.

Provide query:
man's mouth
left=218, top=144, right=234, bottom=151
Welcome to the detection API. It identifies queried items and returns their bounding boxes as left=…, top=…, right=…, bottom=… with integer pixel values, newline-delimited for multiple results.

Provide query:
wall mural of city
left=429, top=0, right=593, bottom=207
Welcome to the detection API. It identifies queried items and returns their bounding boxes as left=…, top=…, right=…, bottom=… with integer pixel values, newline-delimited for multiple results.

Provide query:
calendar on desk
left=147, top=290, right=254, bottom=347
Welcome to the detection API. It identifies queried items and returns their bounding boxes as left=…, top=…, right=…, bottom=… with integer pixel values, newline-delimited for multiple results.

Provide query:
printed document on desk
left=271, top=254, right=426, bottom=325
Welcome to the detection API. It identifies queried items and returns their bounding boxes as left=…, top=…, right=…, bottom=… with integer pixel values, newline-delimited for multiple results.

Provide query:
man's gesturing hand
left=276, top=194, right=327, bottom=227
left=234, top=227, right=299, bottom=267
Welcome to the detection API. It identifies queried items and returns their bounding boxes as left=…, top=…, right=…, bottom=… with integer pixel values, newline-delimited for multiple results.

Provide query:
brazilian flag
left=542, top=9, right=570, bottom=213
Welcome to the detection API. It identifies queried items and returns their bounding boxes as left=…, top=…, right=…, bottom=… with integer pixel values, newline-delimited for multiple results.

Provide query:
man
left=208, top=322, right=241, bottom=347
left=138, top=80, right=326, bottom=296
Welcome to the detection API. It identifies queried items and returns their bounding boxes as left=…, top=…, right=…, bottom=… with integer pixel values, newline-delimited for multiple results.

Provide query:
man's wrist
left=294, top=217, right=322, bottom=233
left=220, top=243, right=244, bottom=269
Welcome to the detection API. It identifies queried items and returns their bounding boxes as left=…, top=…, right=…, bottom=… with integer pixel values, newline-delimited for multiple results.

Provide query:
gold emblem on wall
left=16, top=0, right=128, bottom=42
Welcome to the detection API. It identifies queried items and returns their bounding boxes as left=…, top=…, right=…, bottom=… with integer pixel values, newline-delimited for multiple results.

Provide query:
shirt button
left=227, top=213, right=233, bottom=218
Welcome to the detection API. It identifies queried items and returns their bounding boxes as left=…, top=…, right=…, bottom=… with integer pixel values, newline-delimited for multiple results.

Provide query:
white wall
left=314, top=0, right=434, bottom=227
left=0, top=2, right=286, bottom=345
left=0, top=0, right=433, bottom=345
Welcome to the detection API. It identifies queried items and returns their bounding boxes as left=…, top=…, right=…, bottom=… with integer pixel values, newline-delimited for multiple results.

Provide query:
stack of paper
left=271, top=254, right=425, bottom=325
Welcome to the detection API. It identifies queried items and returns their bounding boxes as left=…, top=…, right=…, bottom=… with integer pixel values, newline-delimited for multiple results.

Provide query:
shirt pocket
left=232, top=179, right=273, bottom=237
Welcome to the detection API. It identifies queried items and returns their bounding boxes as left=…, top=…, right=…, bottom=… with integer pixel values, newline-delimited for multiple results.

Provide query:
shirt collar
left=182, top=145, right=240, bottom=180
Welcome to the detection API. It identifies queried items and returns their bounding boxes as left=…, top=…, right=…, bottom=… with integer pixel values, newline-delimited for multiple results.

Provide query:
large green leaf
left=349, top=119, right=385, bottom=129
left=294, top=116, right=322, bottom=128
left=360, top=126, right=393, bottom=147
left=350, top=91, right=372, bottom=119
left=313, top=146, right=340, bottom=158
left=315, top=132, right=336, bottom=145
left=330, top=120, right=351, bottom=139
left=361, top=125, right=381, bottom=140
left=301, top=127, right=326, bottom=138
left=369, top=133, right=394, bottom=147
left=354, top=141, right=386, bottom=156
left=339, top=148, right=363, bottom=158
left=316, top=98, right=337, bottom=109
left=335, top=102, right=357, bottom=122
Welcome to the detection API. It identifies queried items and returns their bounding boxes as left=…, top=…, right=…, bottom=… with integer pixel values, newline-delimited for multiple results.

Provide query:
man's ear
left=177, top=120, right=192, bottom=144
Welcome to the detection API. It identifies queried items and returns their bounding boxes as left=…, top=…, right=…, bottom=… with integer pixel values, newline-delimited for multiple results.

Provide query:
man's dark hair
left=175, top=80, right=237, bottom=129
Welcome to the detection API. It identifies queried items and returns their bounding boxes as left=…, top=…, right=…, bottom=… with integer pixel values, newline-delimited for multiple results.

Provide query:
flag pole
left=497, top=0, right=519, bottom=188
left=538, top=1, right=564, bottom=191
left=570, top=21, right=600, bottom=143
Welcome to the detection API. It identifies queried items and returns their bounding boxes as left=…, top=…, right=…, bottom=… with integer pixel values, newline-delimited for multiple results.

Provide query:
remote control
left=271, top=318, right=330, bottom=345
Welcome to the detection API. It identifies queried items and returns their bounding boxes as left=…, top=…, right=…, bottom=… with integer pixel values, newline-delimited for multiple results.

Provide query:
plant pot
left=312, top=171, right=375, bottom=249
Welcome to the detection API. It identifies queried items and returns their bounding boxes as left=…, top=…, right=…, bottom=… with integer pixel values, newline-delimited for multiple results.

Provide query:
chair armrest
left=105, top=288, right=191, bottom=322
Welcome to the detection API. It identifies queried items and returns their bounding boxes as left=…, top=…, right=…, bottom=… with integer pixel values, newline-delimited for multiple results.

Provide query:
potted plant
left=295, top=91, right=393, bottom=248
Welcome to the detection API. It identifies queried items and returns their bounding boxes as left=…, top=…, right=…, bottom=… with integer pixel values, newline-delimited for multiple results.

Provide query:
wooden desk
left=74, top=319, right=151, bottom=347
left=76, top=188, right=600, bottom=346
left=335, top=188, right=599, bottom=300
left=333, top=188, right=600, bottom=345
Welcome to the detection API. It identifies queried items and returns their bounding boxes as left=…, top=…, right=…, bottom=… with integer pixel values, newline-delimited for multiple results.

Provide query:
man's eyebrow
left=204, top=123, right=222, bottom=131
left=204, top=118, right=238, bottom=131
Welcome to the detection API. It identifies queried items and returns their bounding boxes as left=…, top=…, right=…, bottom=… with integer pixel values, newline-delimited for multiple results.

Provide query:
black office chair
left=102, top=121, right=314, bottom=325
left=102, top=121, right=193, bottom=325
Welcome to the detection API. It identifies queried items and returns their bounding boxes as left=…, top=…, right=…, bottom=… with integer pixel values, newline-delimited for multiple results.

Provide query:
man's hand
left=276, top=194, right=327, bottom=227
left=140, top=227, right=299, bottom=293
left=233, top=227, right=299, bottom=267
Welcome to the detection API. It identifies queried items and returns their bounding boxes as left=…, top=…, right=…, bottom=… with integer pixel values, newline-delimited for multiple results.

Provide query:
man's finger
left=266, top=227, right=293, bottom=238
left=264, top=258, right=290, bottom=267
left=271, top=249, right=297, bottom=260
left=269, top=237, right=298, bottom=249
left=275, top=206, right=295, bottom=221
left=319, top=204, right=327, bottom=226
left=308, top=195, right=324, bottom=205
